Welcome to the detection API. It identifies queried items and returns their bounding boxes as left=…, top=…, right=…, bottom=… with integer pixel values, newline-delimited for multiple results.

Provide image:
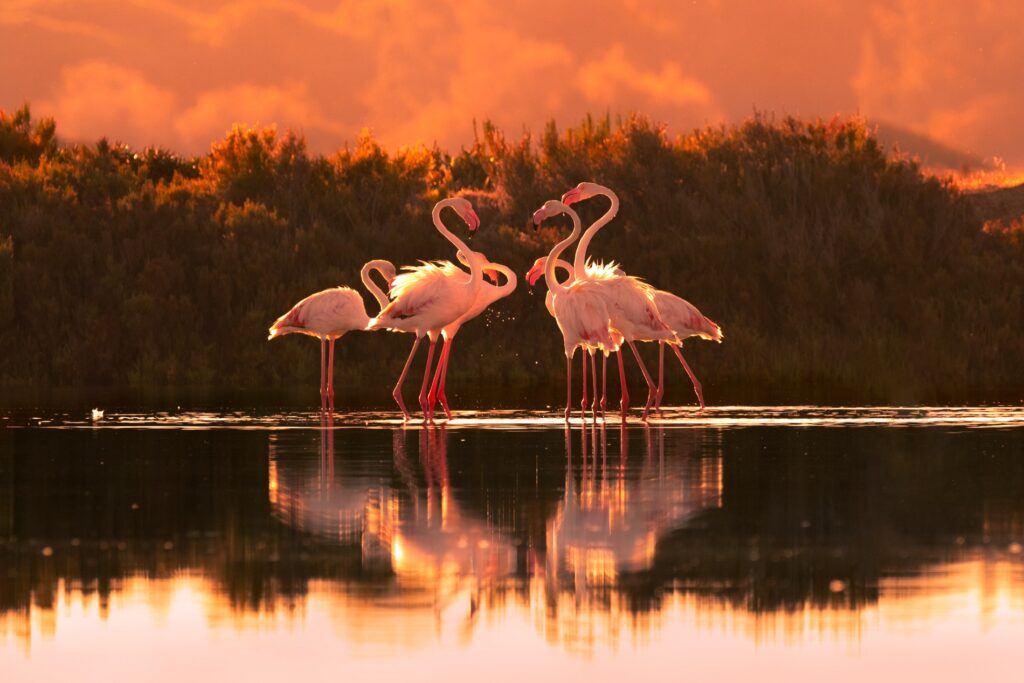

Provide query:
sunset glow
left=3, top=1, right=1023, bottom=167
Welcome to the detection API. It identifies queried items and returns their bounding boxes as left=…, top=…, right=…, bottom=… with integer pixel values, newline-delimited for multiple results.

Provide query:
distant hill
left=873, top=121, right=993, bottom=173
left=964, top=182, right=1024, bottom=224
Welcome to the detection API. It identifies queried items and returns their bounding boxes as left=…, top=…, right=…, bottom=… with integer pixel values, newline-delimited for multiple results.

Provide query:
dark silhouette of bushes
left=1, top=105, right=1021, bottom=404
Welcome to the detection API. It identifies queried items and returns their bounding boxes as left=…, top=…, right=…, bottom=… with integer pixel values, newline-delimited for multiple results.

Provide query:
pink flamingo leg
left=436, top=338, right=454, bottom=420
left=589, top=350, right=598, bottom=420
left=580, top=350, right=589, bottom=420
left=418, top=338, right=438, bottom=421
left=427, top=336, right=454, bottom=421
left=670, top=344, right=705, bottom=411
left=564, top=353, right=573, bottom=421
left=319, top=337, right=327, bottom=411
left=600, top=354, right=608, bottom=416
left=617, top=351, right=630, bottom=419
left=327, top=338, right=336, bottom=412
left=627, top=340, right=657, bottom=421
left=392, top=337, right=422, bottom=421
left=655, top=341, right=666, bottom=414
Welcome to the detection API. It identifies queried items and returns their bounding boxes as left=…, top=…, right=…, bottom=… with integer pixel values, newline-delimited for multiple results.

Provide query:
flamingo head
left=380, top=261, right=398, bottom=285
left=532, top=199, right=567, bottom=228
left=561, top=181, right=603, bottom=206
left=449, top=197, right=480, bottom=232
left=483, top=266, right=501, bottom=284
left=525, top=256, right=547, bottom=286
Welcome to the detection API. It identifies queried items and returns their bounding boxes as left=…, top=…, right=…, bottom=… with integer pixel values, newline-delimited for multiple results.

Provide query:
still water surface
left=2, top=407, right=1024, bottom=681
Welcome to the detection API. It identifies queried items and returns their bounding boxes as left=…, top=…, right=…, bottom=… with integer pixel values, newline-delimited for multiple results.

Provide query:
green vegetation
left=1, top=105, right=1022, bottom=404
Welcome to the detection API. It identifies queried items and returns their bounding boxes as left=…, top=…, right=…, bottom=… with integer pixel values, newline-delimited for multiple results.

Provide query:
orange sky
left=2, top=0, right=1022, bottom=164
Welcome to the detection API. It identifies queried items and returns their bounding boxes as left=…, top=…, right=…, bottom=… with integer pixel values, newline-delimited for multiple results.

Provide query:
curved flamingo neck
left=487, top=263, right=518, bottom=299
left=432, top=199, right=479, bottom=289
left=360, top=259, right=393, bottom=312
left=572, top=186, right=619, bottom=278
left=544, top=204, right=582, bottom=297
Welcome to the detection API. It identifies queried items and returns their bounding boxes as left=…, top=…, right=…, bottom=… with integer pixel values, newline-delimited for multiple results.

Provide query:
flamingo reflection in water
left=267, top=414, right=396, bottom=564
left=544, top=423, right=723, bottom=593
left=391, top=426, right=517, bottom=626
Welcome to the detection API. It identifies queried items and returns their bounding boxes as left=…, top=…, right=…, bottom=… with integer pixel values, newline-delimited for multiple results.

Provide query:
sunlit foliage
left=1, top=106, right=1021, bottom=403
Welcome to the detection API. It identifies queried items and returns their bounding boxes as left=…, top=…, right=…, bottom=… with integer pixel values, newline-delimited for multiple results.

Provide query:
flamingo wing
left=653, top=290, right=723, bottom=342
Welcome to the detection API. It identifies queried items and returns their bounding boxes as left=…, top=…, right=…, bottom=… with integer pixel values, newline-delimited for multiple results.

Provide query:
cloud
left=37, top=60, right=177, bottom=146
left=174, top=82, right=349, bottom=152
left=0, top=1, right=121, bottom=45
left=853, top=0, right=1024, bottom=162
left=577, top=44, right=718, bottom=110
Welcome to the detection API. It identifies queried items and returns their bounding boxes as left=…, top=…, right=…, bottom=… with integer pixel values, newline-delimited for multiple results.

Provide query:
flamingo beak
left=484, top=268, right=500, bottom=284
left=561, top=188, right=582, bottom=205
left=525, top=265, right=543, bottom=286
left=465, top=209, right=481, bottom=232
left=531, top=206, right=547, bottom=228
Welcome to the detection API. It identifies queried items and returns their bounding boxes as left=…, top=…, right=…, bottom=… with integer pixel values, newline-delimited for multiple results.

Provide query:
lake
left=2, top=407, right=1024, bottom=682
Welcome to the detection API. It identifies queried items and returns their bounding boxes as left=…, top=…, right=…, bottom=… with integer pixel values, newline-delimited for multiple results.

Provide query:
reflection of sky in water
left=2, top=411, right=1024, bottom=681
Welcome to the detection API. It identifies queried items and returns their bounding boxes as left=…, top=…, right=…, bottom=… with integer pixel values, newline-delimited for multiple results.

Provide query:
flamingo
left=532, top=199, right=622, bottom=421
left=425, top=258, right=517, bottom=420
left=528, top=256, right=722, bottom=411
left=268, top=258, right=396, bottom=411
left=369, top=197, right=486, bottom=421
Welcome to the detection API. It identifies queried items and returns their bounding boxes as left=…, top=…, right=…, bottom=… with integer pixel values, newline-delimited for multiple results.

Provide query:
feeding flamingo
left=369, top=197, right=489, bottom=421
left=532, top=199, right=622, bottom=421
left=562, top=181, right=719, bottom=415
left=268, top=259, right=396, bottom=411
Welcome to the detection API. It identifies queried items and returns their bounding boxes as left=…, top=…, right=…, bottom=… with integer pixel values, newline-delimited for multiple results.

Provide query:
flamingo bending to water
left=369, top=197, right=488, bottom=421
left=532, top=200, right=621, bottom=420
left=269, top=259, right=396, bottom=411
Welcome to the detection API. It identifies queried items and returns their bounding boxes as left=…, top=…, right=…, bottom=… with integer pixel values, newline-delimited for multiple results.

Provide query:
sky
left=1, top=0, right=1022, bottom=165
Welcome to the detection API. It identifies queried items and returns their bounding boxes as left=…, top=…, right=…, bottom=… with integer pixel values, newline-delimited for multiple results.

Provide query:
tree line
left=1, top=105, right=1022, bottom=405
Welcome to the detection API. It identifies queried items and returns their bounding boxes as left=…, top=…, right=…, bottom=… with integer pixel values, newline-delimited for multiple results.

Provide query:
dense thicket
left=1, top=105, right=1022, bottom=405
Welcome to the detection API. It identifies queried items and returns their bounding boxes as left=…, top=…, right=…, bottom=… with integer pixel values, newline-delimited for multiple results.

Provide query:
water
left=2, top=407, right=1024, bottom=681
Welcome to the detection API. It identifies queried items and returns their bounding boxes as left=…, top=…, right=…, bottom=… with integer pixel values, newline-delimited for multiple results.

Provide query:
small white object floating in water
left=91, top=408, right=104, bottom=421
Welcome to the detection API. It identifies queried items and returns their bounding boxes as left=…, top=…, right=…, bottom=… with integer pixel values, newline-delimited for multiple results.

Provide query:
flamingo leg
left=617, top=351, right=630, bottom=419
left=319, top=337, right=327, bottom=411
left=327, top=338, right=336, bottom=412
left=670, top=344, right=705, bottom=411
left=580, top=349, right=589, bottom=420
left=600, top=354, right=608, bottom=417
left=392, top=337, right=422, bottom=421
left=627, top=340, right=657, bottom=421
left=564, top=352, right=573, bottom=422
left=655, top=341, right=666, bottom=415
left=418, top=338, right=438, bottom=422
left=436, top=338, right=454, bottom=420
left=427, top=336, right=454, bottom=421
left=589, top=350, right=598, bottom=420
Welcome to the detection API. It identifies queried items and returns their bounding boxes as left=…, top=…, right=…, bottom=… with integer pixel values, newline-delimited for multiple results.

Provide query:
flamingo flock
left=269, top=183, right=721, bottom=422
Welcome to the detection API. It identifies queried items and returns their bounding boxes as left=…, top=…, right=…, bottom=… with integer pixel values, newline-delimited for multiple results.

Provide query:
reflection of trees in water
left=2, top=426, right=1024, bottom=648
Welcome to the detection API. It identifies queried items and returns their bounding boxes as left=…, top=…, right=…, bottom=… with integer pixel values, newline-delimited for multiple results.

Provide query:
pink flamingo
left=268, top=259, right=396, bottom=411
left=425, top=257, right=517, bottom=420
left=369, top=197, right=487, bottom=421
left=532, top=199, right=622, bottom=421
left=562, top=181, right=722, bottom=412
